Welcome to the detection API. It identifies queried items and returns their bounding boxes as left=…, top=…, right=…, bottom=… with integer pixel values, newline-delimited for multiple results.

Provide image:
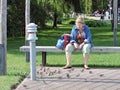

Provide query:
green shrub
left=63, top=18, right=76, bottom=25
left=62, top=18, right=109, bottom=27
left=85, top=20, right=109, bottom=27
left=57, top=20, right=62, bottom=24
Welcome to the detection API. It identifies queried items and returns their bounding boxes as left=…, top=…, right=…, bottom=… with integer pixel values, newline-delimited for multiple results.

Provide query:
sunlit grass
left=1, top=23, right=120, bottom=90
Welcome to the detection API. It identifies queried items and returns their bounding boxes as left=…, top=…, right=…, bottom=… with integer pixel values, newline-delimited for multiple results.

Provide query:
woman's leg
left=65, top=52, right=72, bottom=66
left=82, top=44, right=91, bottom=69
left=83, top=53, right=89, bottom=69
left=64, top=43, right=74, bottom=69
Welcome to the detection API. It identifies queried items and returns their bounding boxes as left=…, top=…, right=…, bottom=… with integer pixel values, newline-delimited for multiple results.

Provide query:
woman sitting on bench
left=64, top=16, right=93, bottom=69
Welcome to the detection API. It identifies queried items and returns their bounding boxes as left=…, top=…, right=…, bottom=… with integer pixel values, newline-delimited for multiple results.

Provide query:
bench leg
left=42, top=52, right=46, bottom=66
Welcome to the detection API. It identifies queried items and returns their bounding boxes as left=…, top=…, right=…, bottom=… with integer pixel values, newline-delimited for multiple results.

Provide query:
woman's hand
left=73, top=43, right=79, bottom=49
left=79, top=42, right=85, bottom=49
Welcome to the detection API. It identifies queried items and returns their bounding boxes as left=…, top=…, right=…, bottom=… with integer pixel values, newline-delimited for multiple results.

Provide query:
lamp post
left=27, top=23, right=38, bottom=80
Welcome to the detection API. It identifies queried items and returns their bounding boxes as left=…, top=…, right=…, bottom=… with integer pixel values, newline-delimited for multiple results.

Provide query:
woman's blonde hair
left=75, top=16, right=85, bottom=24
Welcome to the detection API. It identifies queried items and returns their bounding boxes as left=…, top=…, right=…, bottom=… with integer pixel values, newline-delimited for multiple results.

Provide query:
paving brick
left=15, top=67, right=120, bottom=90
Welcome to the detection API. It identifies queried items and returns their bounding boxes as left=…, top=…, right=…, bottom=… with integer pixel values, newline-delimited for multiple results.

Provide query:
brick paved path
left=15, top=67, right=120, bottom=90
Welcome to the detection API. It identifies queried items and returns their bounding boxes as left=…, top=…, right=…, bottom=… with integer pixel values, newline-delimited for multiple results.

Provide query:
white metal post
left=30, top=40, right=36, bottom=80
left=27, top=23, right=38, bottom=80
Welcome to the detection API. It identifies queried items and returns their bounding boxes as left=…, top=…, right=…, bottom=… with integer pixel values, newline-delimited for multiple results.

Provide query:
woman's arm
left=84, top=25, right=92, bottom=43
left=70, top=25, right=77, bottom=41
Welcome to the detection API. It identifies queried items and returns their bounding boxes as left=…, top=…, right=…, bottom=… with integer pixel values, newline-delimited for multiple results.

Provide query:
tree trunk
left=72, top=0, right=81, bottom=13
left=53, top=12, right=58, bottom=28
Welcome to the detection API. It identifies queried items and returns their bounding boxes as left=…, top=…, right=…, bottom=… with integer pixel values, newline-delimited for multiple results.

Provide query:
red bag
left=63, top=34, right=70, bottom=49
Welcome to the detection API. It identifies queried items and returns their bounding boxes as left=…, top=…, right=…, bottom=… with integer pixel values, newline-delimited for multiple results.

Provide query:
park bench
left=20, top=46, right=120, bottom=66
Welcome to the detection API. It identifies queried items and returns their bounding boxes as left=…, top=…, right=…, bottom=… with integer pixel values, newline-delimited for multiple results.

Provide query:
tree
left=7, top=0, right=25, bottom=37
left=6, top=0, right=113, bottom=38
left=65, top=0, right=81, bottom=13
left=85, top=0, right=92, bottom=14
left=47, top=0, right=65, bottom=28
left=92, top=0, right=109, bottom=12
left=30, top=0, right=47, bottom=28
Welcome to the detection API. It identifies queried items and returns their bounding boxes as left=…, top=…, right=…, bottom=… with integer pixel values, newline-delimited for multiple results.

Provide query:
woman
left=63, top=16, right=93, bottom=69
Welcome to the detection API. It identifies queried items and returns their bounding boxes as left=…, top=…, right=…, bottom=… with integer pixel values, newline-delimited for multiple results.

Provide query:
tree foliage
left=85, top=0, right=92, bottom=14
left=65, top=0, right=81, bottom=13
left=30, top=0, right=47, bottom=28
left=7, top=0, right=25, bottom=37
left=92, top=0, right=109, bottom=12
left=37, top=0, right=65, bottom=28
left=7, top=0, right=112, bottom=37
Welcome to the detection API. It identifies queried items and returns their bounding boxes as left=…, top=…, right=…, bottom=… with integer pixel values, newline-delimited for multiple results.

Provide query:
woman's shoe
left=63, top=65, right=72, bottom=69
left=84, top=67, right=90, bottom=70
left=84, top=65, right=90, bottom=70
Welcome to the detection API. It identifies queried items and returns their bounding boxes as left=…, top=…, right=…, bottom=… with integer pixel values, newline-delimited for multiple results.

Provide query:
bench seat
left=20, top=46, right=120, bottom=66
left=20, top=46, right=120, bottom=52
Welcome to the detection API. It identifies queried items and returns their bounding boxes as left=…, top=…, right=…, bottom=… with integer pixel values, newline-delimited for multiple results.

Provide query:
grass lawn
left=1, top=22, right=120, bottom=90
